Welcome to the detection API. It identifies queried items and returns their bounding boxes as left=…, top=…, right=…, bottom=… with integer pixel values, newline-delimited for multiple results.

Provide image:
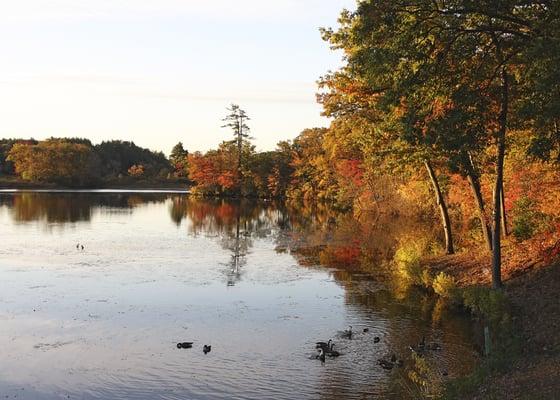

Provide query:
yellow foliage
left=432, top=272, right=459, bottom=301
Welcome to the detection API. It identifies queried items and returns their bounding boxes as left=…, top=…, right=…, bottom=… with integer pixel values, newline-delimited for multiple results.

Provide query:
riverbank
left=0, top=177, right=190, bottom=191
left=422, top=242, right=560, bottom=399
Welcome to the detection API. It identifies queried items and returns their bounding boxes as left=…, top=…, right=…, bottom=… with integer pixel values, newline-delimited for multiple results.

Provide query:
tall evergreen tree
left=222, top=104, right=251, bottom=195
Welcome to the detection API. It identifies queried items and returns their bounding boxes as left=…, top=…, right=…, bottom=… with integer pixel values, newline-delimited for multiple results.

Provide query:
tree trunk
left=463, top=151, right=492, bottom=250
left=492, top=69, right=509, bottom=290
left=466, top=172, right=493, bottom=251
left=425, top=160, right=454, bottom=255
left=237, top=117, right=243, bottom=197
left=500, top=183, right=509, bottom=236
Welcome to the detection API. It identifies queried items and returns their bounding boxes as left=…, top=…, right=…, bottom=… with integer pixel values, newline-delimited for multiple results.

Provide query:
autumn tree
left=7, top=140, right=101, bottom=185
left=170, top=142, right=189, bottom=177
left=288, top=128, right=339, bottom=202
left=322, top=0, right=556, bottom=287
left=320, top=13, right=457, bottom=254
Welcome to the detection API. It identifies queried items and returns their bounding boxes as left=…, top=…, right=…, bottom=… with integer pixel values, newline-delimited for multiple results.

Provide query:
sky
left=0, top=0, right=356, bottom=155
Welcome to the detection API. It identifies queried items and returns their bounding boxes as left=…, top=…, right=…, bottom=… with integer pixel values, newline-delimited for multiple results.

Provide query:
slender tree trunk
left=466, top=171, right=493, bottom=251
left=425, top=160, right=454, bottom=255
left=463, top=151, right=492, bottom=250
left=492, top=69, right=509, bottom=289
left=237, top=117, right=243, bottom=197
left=500, top=183, right=509, bottom=236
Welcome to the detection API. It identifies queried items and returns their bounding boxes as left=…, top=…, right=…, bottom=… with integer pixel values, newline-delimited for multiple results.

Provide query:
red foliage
left=336, top=159, right=364, bottom=186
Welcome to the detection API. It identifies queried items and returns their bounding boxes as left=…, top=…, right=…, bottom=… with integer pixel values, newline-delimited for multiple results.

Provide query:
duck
left=326, top=344, right=341, bottom=357
left=377, top=358, right=394, bottom=370
left=317, top=348, right=326, bottom=362
left=427, top=342, right=441, bottom=351
left=203, top=345, right=211, bottom=354
left=409, top=336, right=427, bottom=353
left=177, top=342, right=193, bottom=349
left=81, top=245, right=84, bottom=250
left=316, top=339, right=332, bottom=351
left=340, top=325, right=353, bottom=339
left=390, top=353, right=404, bottom=367
left=76, top=243, right=80, bottom=249
left=373, top=336, right=380, bottom=343
left=363, top=328, right=369, bottom=333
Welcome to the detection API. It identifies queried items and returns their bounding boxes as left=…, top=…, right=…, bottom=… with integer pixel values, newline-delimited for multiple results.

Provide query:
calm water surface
left=0, top=193, right=479, bottom=399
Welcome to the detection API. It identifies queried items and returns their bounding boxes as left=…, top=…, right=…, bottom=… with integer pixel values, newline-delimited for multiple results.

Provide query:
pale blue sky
left=0, top=0, right=355, bottom=154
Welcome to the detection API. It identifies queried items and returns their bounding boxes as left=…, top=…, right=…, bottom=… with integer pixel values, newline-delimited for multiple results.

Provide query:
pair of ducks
left=340, top=325, right=373, bottom=339
left=315, top=339, right=341, bottom=361
left=176, top=342, right=212, bottom=354
left=377, top=354, right=404, bottom=370
left=409, top=336, right=442, bottom=353
left=76, top=243, right=85, bottom=250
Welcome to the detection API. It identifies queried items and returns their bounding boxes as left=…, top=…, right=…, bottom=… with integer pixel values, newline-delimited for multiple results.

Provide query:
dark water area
left=0, top=192, right=479, bottom=399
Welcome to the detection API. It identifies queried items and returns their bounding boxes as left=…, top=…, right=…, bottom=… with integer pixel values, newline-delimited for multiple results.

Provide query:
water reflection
left=0, top=193, right=479, bottom=400
left=0, top=192, right=169, bottom=223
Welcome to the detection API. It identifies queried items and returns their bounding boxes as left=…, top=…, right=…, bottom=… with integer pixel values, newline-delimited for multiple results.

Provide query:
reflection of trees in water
left=1, top=193, right=168, bottom=224
left=169, top=197, right=285, bottom=286
left=223, top=214, right=248, bottom=286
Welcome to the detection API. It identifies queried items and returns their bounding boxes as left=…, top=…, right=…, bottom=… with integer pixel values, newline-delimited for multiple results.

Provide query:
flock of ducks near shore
left=314, top=327, right=442, bottom=371
left=174, top=326, right=441, bottom=369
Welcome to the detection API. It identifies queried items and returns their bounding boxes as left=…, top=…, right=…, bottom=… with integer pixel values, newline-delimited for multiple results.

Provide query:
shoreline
left=0, top=188, right=190, bottom=194
left=419, top=247, right=560, bottom=399
left=0, top=177, right=190, bottom=192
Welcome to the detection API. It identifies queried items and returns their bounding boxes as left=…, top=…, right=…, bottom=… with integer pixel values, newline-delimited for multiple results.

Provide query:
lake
left=0, top=192, right=479, bottom=399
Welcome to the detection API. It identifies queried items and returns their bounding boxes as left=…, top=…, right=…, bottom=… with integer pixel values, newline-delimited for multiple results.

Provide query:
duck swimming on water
left=203, top=345, right=211, bottom=354
left=340, top=326, right=353, bottom=339
left=317, top=348, right=326, bottom=362
left=316, top=339, right=332, bottom=351
left=326, top=344, right=341, bottom=357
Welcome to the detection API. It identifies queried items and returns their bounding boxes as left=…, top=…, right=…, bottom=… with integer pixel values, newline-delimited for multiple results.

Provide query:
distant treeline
left=0, top=138, right=172, bottom=186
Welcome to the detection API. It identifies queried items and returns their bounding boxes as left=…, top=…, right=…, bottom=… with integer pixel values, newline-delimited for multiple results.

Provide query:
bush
left=393, top=238, right=439, bottom=285
left=512, top=195, right=547, bottom=241
left=462, top=286, right=508, bottom=323
left=432, top=272, right=459, bottom=301
left=394, top=241, right=424, bottom=284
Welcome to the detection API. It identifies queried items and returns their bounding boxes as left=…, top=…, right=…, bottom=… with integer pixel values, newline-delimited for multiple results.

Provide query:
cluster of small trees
left=185, top=105, right=294, bottom=198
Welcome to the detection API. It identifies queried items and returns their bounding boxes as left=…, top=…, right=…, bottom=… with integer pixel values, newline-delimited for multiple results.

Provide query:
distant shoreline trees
left=2, top=138, right=173, bottom=186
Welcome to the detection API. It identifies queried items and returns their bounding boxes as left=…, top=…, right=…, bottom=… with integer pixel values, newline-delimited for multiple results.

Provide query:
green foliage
left=512, top=195, right=547, bottom=241
left=169, top=142, right=189, bottom=178
left=462, top=286, right=509, bottom=323
left=94, top=140, right=171, bottom=178
left=446, top=286, right=522, bottom=399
